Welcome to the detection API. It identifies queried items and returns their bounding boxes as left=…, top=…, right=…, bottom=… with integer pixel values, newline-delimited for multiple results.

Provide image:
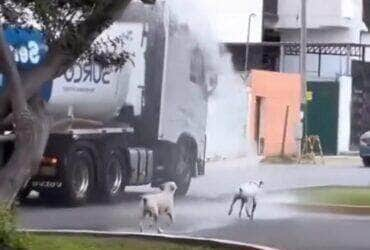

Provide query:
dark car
left=360, top=131, right=370, bottom=166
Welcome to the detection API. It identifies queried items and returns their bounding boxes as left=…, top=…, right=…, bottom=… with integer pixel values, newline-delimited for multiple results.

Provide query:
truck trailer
left=11, top=1, right=215, bottom=205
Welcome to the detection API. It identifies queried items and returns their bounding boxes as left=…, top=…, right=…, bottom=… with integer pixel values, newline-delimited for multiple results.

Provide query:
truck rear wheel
left=173, top=141, right=194, bottom=196
left=174, top=158, right=192, bottom=196
left=63, top=148, right=95, bottom=206
left=99, top=147, right=127, bottom=202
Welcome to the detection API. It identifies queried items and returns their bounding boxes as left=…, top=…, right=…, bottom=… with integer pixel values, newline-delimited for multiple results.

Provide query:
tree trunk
left=0, top=99, right=50, bottom=208
left=0, top=25, right=50, bottom=208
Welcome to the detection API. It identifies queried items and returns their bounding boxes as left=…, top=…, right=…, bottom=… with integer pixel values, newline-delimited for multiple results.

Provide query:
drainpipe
left=245, top=13, right=257, bottom=73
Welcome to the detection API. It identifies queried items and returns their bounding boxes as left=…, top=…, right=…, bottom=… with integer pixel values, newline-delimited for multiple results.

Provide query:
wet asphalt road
left=18, top=157, right=370, bottom=250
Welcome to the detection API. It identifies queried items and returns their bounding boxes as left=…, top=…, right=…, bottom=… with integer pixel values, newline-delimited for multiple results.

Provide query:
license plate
left=32, top=181, right=62, bottom=189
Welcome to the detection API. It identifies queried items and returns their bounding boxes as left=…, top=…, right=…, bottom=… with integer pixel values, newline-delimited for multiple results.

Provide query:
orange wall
left=249, top=70, right=301, bottom=156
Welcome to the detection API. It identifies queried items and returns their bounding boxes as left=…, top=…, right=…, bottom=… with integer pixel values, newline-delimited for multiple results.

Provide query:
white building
left=267, top=0, right=369, bottom=154
left=275, top=0, right=367, bottom=77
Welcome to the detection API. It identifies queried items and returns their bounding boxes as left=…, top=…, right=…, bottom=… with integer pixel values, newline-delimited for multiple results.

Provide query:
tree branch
left=22, top=0, right=132, bottom=100
left=0, top=0, right=133, bottom=118
left=0, top=23, right=35, bottom=208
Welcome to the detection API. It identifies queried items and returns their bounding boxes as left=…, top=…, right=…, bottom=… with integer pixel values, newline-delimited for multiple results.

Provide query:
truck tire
left=63, top=148, right=95, bottom=206
left=99, top=147, right=127, bottom=202
left=363, top=157, right=370, bottom=167
left=173, top=141, right=194, bottom=196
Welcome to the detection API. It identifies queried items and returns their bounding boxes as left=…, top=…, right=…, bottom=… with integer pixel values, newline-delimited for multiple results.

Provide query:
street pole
left=300, top=0, right=307, bottom=137
left=245, top=13, right=257, bottom=73
left=244, top=13, right=256, bottom=146
left=297, top=0, right=307, bottom=160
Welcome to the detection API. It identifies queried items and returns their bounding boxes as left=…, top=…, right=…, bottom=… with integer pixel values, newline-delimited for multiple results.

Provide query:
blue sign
left=0, top=27, right=52, bottom=101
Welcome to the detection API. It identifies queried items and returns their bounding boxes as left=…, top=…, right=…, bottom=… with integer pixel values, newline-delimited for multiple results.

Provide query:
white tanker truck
left=16, top=2, right=215, bottom=205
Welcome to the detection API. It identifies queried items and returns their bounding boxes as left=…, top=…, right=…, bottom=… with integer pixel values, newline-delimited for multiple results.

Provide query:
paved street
left=18, top=157, right=370, bottom=250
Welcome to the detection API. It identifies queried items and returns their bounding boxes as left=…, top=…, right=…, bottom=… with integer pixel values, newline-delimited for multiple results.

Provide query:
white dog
left=139, top=181, right=177, bottom=233
left=228, top=180, right=264, bottom=220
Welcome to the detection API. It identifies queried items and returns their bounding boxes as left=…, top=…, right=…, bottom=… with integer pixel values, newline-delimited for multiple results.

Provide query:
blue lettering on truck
left=0, top=27, right=51, bottom=101
left=64, top=63, right=111, bottom=84
left=1, top=27, right=113, bottom=99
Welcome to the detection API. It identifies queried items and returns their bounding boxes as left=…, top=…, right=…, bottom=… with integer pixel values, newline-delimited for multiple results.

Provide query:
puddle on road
left=266, top=186, right=370, bottom=206
left=22, top=186, right=370, bottom=235
left=263, top=186, right=370, bottom=216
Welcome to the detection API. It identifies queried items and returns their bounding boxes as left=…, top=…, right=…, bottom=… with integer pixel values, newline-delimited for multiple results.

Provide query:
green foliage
left=0, top=0, right=131, bottom=69
left=1, top=0, right=101, bottom=42
left=28, top=235, right=225, bottom=250
left=289, top=186, right=370, bottom=206
left=0, top=208, right=29, bottom=250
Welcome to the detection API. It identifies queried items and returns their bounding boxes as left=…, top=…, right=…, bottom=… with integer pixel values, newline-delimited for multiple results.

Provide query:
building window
left=263, top=0, right=278, bottom=16
left=190, top=47, right=205, bottom=84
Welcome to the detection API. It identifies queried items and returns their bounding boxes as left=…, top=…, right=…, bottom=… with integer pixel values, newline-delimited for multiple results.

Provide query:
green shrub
left=0, top=208, right=28, bottom=250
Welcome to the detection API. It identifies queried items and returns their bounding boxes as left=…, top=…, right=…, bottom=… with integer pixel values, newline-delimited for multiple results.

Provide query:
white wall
left=206, top=72, right=248, bottom=159
left=337, top=76, right=352, bottom=153
left=276, top=0, right=365, bottom=31
left=283, top=54, right=350, bottom=78
left=280, top=27, right=365, bottom=44
left=202, top=0, right=263, bottom=43
left=360, top=32, right=370, bottom=61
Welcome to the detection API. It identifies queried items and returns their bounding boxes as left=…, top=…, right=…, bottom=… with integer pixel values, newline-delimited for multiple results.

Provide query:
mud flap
left=197, top=158, right=205, bottom=176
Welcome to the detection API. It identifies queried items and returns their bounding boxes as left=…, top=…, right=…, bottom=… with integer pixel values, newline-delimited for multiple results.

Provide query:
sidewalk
left=323, top=155, right=362, bottom=166
left=198, top=155, right=370, bottom=199
left=206, top=155, right=362, bottom=167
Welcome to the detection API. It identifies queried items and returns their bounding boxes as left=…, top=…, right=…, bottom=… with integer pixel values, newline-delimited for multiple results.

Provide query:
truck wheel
left=100, top=148, right=127, bottom=202
left=363, top=157, right=370, bottom=167
left=64, top=149, right=94, bottom=206
left=173, top=143, right=194, bottom=196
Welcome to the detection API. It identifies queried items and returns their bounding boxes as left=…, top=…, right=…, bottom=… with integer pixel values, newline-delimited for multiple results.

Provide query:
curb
left=20, top=229, right=279, bottom=250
